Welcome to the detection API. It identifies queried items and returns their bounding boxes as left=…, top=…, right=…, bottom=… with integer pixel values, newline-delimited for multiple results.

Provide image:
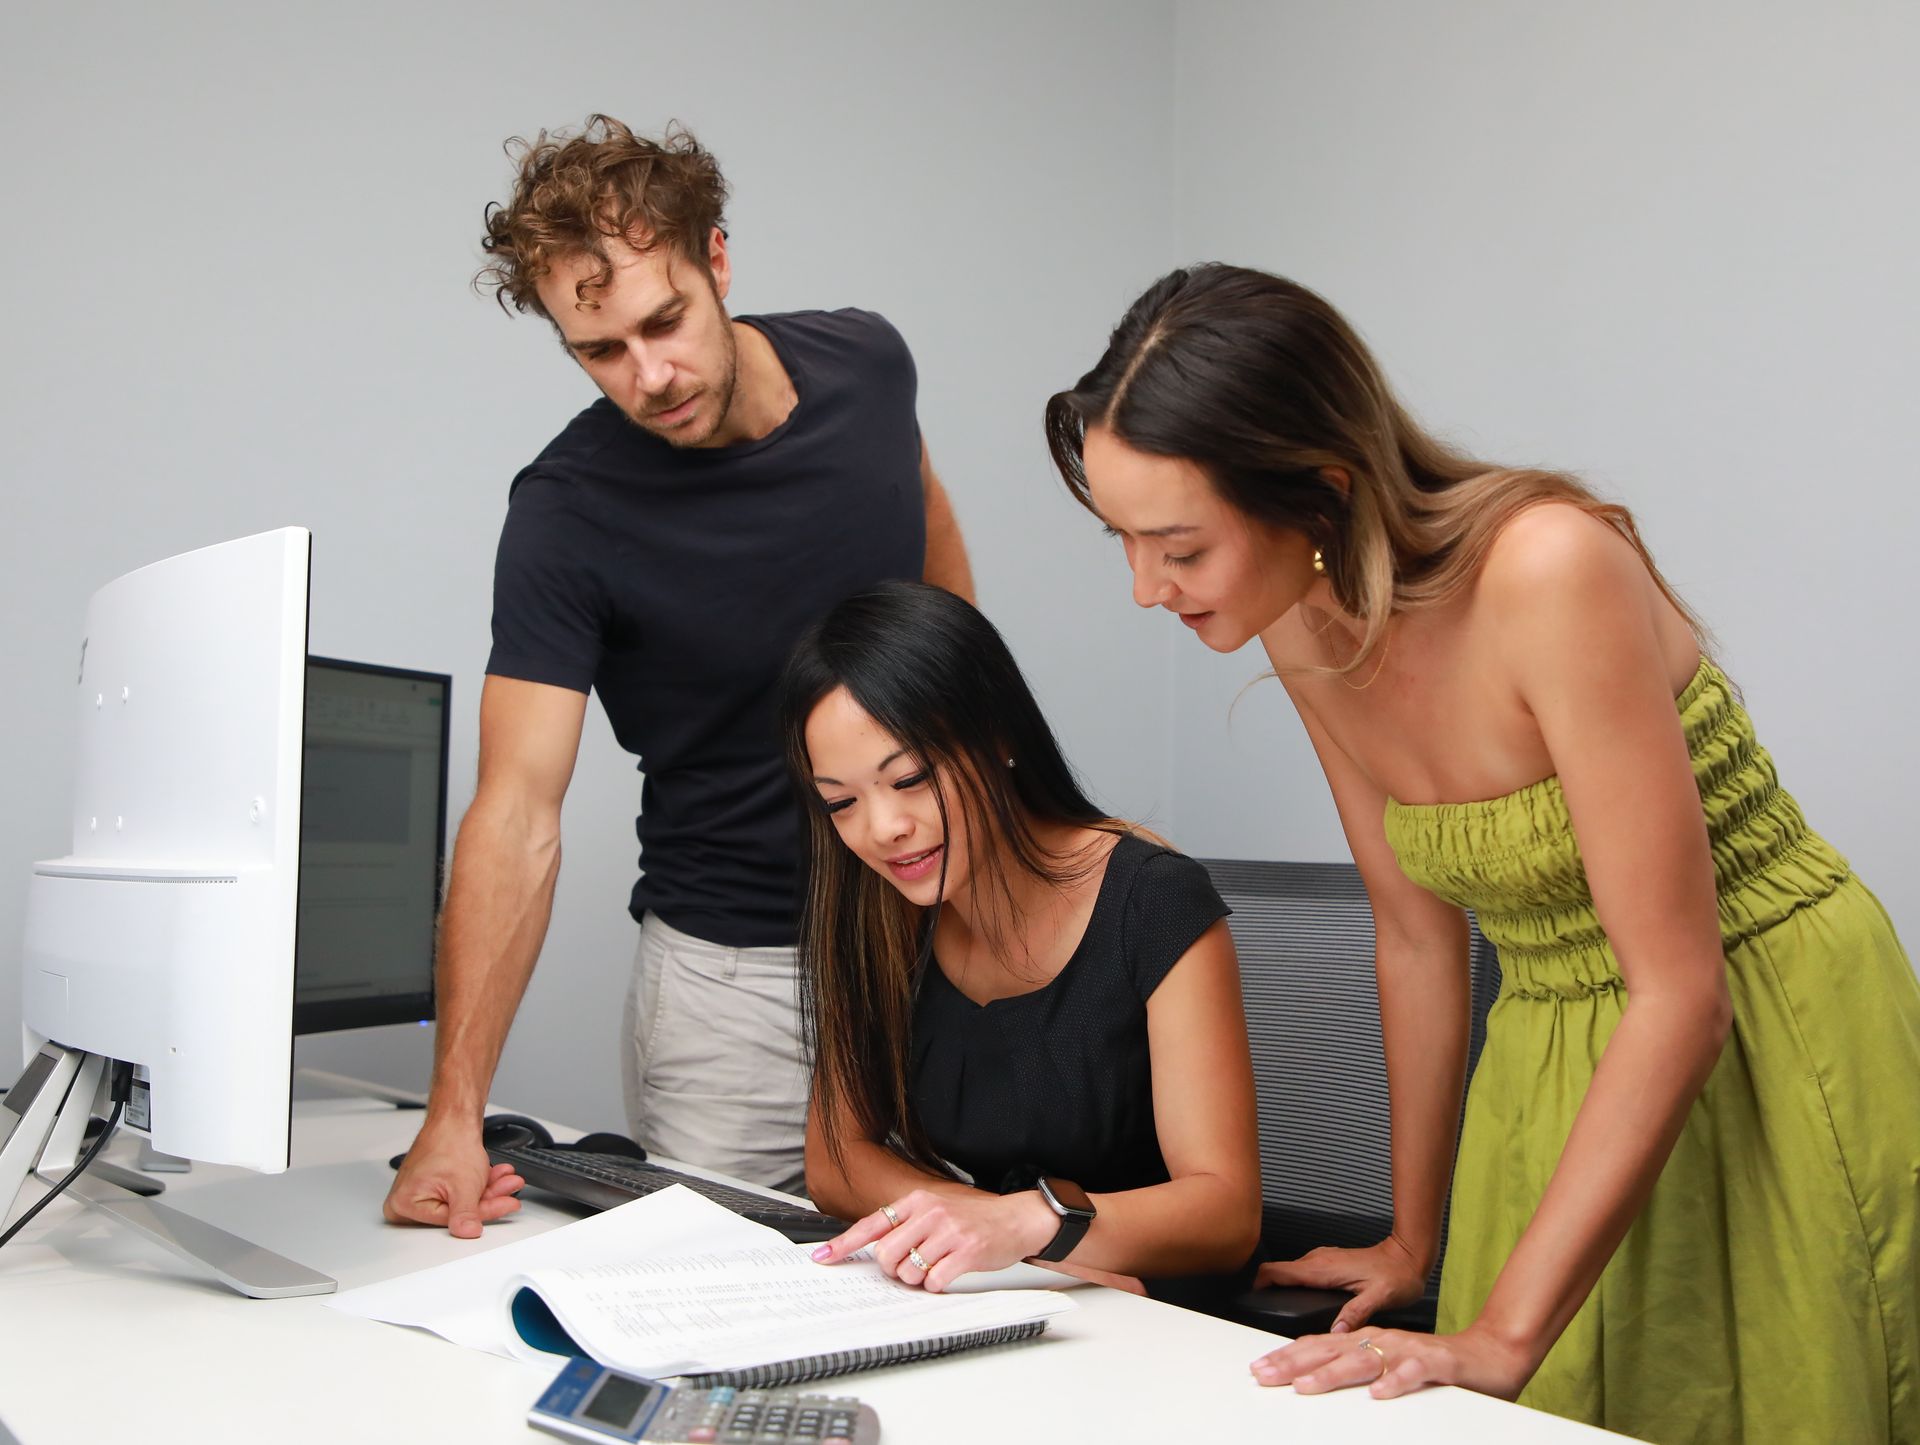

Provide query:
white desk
left=0, top=1097, right=1632, bottom=1444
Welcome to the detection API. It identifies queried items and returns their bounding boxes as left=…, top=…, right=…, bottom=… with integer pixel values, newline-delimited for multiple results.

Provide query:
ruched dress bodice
left=1385, top=660, right=1851, bottom=997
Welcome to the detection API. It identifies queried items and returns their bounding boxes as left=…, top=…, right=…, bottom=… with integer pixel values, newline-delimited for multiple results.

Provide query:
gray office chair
left=1199, top=858, right=1502, bottom=1338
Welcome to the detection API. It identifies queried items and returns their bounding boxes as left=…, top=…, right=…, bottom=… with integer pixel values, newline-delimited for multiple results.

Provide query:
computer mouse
left=569, top=1131, right=648, bottom=1161
left=481, top=1113, right=556, bottom=1149
left=388, top=1113, right=556, bottom=1169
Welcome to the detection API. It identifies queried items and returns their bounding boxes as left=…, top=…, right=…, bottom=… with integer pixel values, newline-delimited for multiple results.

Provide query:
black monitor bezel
left=293, top=654, right=449, bottom=1035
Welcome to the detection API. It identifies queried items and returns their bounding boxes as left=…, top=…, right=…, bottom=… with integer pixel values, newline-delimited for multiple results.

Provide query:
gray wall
left=1164, top=1, right=1920, bottom=947
left=0, top=1, right=1176, bottom=1121
left=5, top=2, right=1913, bottom=1123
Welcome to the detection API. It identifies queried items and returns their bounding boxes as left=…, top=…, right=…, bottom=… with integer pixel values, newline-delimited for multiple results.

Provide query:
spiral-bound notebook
left=678, top=1320, right=1048, bottom=1388
left=502, top=1239, right=1074, bottom=1384
left=329, top=1184, right=1075, bottom=1381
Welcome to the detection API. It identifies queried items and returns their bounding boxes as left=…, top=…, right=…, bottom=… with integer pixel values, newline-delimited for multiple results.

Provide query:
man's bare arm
left=919, top=437, right=974, bottom=602
left=383, top=675, right=588, bottom=1236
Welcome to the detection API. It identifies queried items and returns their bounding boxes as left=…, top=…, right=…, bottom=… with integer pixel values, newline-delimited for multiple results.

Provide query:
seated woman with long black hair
left=780, top=580, right=1261, bottom=1296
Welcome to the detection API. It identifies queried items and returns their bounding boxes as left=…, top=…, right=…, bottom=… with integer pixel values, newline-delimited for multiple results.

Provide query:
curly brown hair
left=477, top=115, right=730, bottom=319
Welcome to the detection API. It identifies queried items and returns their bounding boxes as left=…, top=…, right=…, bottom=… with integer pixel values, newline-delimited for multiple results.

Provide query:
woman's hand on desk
left=810, top=1187, right=1058, bottom=1291
left=383, top=1122, right=525, bottom=1238
left=1249, top=1323, right=1536, bottom=1402
left=1254, top=1235, right=1427, bottom=1334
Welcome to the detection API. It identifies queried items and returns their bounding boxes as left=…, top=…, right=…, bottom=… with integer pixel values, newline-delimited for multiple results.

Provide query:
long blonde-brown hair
left=1046, top=265, right=1706, bottom=674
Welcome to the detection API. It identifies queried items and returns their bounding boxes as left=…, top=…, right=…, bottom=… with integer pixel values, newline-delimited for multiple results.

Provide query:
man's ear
left=707, top=226, right=732, bottom=302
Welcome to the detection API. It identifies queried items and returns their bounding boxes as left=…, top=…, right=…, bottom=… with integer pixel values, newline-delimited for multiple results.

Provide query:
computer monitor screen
left=294, top=657, right=448, bottom=1034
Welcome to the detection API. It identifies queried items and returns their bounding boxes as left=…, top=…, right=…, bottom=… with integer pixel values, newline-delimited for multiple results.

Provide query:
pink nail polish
left=810, top=1244, right=832, bottom=1261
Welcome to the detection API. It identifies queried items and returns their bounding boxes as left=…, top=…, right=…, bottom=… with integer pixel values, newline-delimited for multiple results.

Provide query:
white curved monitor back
left=21, top=527, right=310, bottom=1172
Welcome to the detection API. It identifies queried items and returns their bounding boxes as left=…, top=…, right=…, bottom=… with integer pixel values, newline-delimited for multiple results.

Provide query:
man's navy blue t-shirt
left=486, top=308, right=926, bottom=947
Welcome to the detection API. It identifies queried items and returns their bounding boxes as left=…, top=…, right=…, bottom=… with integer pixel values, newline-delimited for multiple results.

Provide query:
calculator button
left=687, top=1431, right=718, bottom=1444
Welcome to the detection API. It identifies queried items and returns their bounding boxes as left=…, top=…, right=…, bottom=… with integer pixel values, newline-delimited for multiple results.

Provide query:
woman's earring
left=1006, top=757, right=1016, bottom=768
left=1312, top=548, right=1326, bottom=576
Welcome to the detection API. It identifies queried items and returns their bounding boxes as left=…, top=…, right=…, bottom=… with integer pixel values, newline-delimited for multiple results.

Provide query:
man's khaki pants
left=620, top=911, right=810, bottom=1195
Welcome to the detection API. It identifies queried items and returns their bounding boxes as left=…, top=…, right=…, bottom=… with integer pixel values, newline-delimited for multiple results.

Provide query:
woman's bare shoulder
left=1477, top=500, right=1651, bottom=606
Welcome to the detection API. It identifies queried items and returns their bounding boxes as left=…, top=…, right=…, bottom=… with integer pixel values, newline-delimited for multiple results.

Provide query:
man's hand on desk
left=383, top=1120, right=525, bottom=1238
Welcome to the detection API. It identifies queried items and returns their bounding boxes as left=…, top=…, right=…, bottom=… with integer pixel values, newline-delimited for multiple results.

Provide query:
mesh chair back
left=1200, top=858, right=1501, bottom=1291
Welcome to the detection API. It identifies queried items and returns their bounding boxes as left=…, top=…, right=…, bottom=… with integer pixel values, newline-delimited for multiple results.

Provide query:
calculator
left=529, top=1356, right=881, bottom=1444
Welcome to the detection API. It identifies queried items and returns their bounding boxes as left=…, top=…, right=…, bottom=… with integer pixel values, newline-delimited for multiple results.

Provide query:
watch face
left=1043, top=1177, right=1094, bottom=1217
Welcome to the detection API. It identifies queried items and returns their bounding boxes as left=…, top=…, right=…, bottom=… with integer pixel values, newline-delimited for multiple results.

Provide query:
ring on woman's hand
left=1355, top=1337, right=1389, bottom=1377
left=879, top=1203, right=900, bottom=1226
left=907, top=1247, right=931, bottom=1272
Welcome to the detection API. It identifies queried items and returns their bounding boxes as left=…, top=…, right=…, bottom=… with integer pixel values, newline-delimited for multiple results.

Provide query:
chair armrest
left=1231, top=1285, right=1348, bottom=1337
left=1232, top=1285, right=1439, bottom=1337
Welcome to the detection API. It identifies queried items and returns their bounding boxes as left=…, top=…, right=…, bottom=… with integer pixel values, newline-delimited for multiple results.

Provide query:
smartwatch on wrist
left=1033, top=1177, right=1096, bottom=1263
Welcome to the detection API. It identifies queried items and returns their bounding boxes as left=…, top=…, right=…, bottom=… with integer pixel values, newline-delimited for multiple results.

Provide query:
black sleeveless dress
left=908, top=834, right=1245, bottom=1306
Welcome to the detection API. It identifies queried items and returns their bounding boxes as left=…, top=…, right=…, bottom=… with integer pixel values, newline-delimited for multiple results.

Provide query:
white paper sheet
left=326, top=1186, right=781, bottom=1356
left=328, top=1185, right=1077, bottom=1368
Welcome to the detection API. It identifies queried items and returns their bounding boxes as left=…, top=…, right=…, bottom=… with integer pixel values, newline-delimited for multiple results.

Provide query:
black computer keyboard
left=487, top=1142, right=848, bottom=1244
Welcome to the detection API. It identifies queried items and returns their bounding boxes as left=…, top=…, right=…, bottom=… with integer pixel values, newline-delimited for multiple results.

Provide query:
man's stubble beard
left=626, top=317, right=740, bottom=449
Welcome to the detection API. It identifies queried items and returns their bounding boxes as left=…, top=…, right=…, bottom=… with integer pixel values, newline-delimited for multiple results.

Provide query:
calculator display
left=582, top=1374, right=657, bottom=1428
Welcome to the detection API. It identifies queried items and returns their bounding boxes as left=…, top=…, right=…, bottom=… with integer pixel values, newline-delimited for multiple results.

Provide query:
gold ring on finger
left=1356, top=1337, right=1388, bottom=1377
left=880, top=1203, right=900, bottom=1226
left=907, top=1247, right=931, bottom=1271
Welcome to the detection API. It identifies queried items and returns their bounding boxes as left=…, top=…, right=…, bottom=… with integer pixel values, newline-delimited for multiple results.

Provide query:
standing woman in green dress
left=1045, top=264, right=1920, bottom=1444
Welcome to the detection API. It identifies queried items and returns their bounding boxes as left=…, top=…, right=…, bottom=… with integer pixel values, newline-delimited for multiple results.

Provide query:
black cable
left=0, top=1060, right=135, bottom=1250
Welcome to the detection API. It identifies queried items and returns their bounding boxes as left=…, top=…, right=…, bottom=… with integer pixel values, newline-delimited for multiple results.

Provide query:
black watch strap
left=1033, top=1177, right=1096, bottom=1263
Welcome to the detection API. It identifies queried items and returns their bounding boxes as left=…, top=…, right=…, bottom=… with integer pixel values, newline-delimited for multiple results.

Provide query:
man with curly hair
left=385, top=116, right=971, bottom=1233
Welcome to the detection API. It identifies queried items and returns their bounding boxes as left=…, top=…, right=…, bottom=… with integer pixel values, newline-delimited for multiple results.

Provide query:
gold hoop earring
left=1312, top=549, right=1326, bottom=575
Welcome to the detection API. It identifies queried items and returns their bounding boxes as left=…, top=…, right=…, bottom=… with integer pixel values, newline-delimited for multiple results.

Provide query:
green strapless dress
left=1383, top=660, right=1919, bottom=1444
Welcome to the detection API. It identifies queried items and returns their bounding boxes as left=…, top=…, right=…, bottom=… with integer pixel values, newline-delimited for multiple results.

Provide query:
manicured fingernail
left=1331, top=1320, right=1349, bottom=1333
left=810, top=1245, right=832, bottom=1261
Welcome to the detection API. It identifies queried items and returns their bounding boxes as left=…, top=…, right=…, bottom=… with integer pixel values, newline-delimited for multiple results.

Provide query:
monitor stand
left=0, top=1042, right=334, bottom=1298
left=137, top=1141, right=192, bottom=1173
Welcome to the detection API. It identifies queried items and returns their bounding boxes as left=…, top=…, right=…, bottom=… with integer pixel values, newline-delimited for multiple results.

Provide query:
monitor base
left=76, top=1183, right=335, bottom=1298
left=3, top=1043, right=334, bottom=1298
